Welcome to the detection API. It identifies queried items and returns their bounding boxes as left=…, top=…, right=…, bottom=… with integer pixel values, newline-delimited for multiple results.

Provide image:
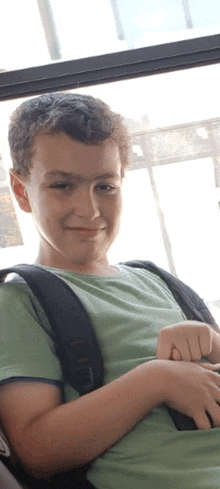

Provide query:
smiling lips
left=67, top=227, right=104, bottom=231
left=71, top=227, right=102, bottom=230
left=66, top=227, right=105, bottom=237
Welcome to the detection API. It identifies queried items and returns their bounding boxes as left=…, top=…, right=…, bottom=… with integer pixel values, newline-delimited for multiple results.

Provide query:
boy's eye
left=97, top=184, right=115, bottom=192
left=50, top=183, right=72, bottom=191
left=49, top=182, right=117, bottom=193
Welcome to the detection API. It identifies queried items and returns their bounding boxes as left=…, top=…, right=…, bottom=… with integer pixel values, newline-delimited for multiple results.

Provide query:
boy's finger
left=199, top=330, right=212, bottom=357
left=171, top=347, right=181, bottom=361
left=197, top=362, right=220, bottom=371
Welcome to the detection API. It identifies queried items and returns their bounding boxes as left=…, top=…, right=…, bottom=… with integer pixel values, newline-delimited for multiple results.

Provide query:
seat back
left=0, top=460, right=24, bottom=489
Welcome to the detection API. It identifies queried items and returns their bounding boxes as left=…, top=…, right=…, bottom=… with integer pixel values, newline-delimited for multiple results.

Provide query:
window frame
left=0, top=33, right=220, bottom=100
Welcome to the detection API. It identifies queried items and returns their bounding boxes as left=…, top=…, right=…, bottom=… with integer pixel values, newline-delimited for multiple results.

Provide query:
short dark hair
left=8, top=92, right=131, bottom=178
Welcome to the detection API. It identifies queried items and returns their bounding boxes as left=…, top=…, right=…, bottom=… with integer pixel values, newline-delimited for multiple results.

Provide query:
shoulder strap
left=0, top=265, right=104, bottom=395
left=123, top=260, right=218, bottom=330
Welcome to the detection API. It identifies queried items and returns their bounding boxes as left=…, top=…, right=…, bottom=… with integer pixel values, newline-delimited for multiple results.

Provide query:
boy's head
left=8, top=93, right=130, bottom=273
left=8, top=92, right=131, bottom=179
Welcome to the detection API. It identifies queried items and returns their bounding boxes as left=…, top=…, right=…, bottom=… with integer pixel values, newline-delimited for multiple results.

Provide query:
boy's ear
left=9, top=169, right=32, bottom=213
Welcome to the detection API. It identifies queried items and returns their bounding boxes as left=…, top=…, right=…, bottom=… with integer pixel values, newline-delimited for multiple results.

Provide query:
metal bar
left=140, top=135, right=177, bottom=276
left=110, top=0, right=126, bottom=41
left=181, top=0, right=193, bottom=29
left=36, top=0, right=62, bottom=60
left=130, top=115, right=220, bottom=136
left=207, top=122, right=220, bottom=187
left=0, top=34, right=220, bottom=101
left=131, top=152, right=215, bottom=170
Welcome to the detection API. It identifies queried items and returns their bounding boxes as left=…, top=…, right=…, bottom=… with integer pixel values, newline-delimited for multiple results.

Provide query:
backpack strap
left=123, top=260, right=218, bottom=329
left=0, top=264, right=104, bottom=395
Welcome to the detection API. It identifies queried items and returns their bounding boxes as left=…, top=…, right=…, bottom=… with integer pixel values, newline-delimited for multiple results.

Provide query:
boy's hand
left=163, top=360, right=220, bottom=430
left=156, top=321, right=213, bottom=362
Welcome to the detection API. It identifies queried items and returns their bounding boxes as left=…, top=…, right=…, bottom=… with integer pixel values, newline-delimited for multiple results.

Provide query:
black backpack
left=0, top=260, right=218, bottom=488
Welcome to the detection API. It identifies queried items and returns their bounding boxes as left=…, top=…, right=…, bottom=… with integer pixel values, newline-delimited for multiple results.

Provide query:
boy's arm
left=1, top=359, right=220, bottom=478
left=0, top=361, right=165, bottom=478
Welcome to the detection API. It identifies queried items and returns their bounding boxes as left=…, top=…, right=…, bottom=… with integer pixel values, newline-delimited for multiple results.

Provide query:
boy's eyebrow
left=44, top=170, right=121, bottom=182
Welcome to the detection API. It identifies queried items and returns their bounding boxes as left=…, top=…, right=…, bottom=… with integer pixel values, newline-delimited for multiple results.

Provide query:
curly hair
left=8, top=92, right=131, bottom=178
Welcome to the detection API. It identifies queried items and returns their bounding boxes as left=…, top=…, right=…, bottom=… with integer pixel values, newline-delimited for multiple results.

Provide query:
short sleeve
left=0, top=282, right=63, bottom=386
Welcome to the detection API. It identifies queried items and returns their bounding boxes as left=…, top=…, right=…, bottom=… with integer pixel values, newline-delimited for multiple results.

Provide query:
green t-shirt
left=0, top=264, right=220, bottom=489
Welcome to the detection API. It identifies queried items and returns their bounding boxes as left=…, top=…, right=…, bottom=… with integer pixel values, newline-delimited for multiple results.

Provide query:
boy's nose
left=71, top=187, right=100, bottom=219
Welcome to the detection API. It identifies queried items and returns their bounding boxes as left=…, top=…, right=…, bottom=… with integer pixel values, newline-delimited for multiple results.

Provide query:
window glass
left=0, top=0, right=220, bottom=71
left=118, top=0, right=220, bottom=48
left=0, top=1, right=50, bottom=71
left=0, top=98, right=39, bottom=265
left=1, top=62, right=220, bottom=322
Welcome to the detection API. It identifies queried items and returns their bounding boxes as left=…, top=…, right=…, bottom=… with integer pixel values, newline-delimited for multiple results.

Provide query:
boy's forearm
left=21, top=360, right=167, bottom=478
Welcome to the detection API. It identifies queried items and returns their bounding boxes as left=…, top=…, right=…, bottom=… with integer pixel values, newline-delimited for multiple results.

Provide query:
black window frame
left=0, top=33, right=220, bottom=101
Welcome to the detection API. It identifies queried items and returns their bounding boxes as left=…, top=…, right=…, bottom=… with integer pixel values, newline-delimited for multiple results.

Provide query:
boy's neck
left=35, top=252, right=117, bottom=276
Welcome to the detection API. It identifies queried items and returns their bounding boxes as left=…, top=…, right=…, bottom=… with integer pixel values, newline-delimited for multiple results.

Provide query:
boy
left=0, top=93, right=220, bottom=489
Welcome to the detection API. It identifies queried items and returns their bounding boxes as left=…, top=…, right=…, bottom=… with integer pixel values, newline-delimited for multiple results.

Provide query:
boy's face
left=12, top=132, right=123, bottom=272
